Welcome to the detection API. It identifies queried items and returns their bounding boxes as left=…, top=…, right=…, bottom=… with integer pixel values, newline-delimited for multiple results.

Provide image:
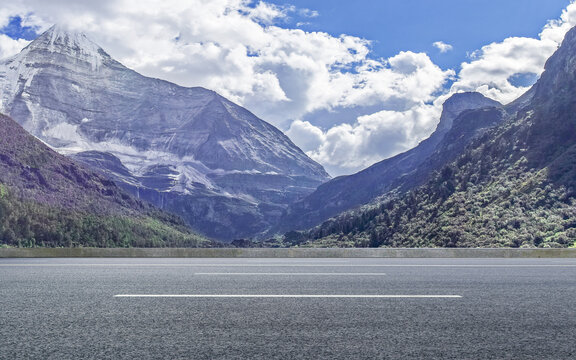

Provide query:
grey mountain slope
left=0, top=25, right=329, bottom=240
left=276, top=92, right=501, bottom=233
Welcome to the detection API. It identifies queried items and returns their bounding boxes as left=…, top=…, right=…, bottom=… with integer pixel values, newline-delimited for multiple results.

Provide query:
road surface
left=1, top=257, right=575, bottom=359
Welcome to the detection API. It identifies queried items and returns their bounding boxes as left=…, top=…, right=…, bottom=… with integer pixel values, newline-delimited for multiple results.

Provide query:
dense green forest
left=0, top=182, right=210, bottom=248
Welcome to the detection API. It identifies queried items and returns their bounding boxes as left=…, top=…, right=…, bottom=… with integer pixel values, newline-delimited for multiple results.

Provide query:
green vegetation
left=289, top=170, right=576, bottom=248
left=0, top=184, right=209, bottom=248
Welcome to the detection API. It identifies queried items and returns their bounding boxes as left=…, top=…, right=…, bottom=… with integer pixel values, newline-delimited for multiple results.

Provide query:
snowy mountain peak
left=22, top=25, right=110, bottom=70
left=0, top=25, right=115, bottom=122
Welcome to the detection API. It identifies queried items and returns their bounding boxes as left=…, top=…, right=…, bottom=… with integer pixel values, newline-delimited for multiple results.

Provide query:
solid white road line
left=114, top=294, right=462, bottom=298
left=193, top=273, right=387, bottom=276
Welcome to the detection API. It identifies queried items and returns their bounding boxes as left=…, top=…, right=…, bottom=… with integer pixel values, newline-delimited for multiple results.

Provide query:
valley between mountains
left=2, top=24, right=576, bottom=248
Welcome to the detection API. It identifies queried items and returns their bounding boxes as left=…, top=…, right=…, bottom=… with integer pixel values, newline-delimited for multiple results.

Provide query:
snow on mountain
left=0, top=25, right=330, bottom=240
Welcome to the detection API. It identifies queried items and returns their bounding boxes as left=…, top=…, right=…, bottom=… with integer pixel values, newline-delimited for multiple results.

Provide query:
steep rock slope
left=277, top=92, right=501, bottom=233
left=0, top=26, right=330, bottom=240
left=0, top=113, right=208, bottom=247
left=293, top=26, right=576, bottom=248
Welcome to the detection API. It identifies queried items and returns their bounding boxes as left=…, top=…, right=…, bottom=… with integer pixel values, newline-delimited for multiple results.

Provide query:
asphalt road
left=1, top=257, right=575, bottom=359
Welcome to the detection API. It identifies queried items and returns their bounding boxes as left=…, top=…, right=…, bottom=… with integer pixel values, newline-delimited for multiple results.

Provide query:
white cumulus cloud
left=286, top=120, right=325, bottom=153
left=451, top=1, right=576, bottom=104
left=0, top=34, right=29, bottom=59
left=433, top=41, right=453, bottom=53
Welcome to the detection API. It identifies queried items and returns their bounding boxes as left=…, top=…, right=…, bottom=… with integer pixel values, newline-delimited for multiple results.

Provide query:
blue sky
left=1, top=16, right=38, bottom=40
left=265, top=0, right=572, bottom=70
left=1, top=0, right=575, bottom=175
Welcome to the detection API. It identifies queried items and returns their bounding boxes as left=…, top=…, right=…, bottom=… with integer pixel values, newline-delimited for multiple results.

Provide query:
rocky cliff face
left=276, top=92, right=501, bottom=233
left=0, top=26, right=330, bottom=240
left=523, top=25, right=576, bottom=169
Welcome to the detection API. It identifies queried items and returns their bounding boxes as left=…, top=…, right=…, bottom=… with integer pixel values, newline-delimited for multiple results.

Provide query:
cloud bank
left=1, top=0, right=576, bottom=175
